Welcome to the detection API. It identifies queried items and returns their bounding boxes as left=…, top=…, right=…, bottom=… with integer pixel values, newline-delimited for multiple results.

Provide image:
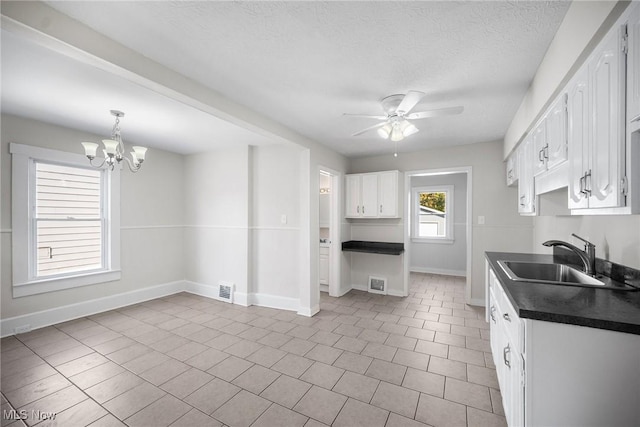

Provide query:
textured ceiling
left=7, top=1, right=571, bottom=157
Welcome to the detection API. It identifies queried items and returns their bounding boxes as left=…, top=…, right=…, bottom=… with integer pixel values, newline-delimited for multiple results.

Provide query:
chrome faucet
left=542, top=233, right=596, bottom=276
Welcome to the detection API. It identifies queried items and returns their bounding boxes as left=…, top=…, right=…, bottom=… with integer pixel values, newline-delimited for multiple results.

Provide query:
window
left=412, top=185, right=454, bottom=242
left=11, top=143, right=120, bottom=297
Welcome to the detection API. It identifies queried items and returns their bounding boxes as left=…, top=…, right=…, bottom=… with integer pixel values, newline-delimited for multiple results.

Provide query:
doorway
left=318, top=167, right=341, bottom=297
left=403, top=167, right=473, bottom=303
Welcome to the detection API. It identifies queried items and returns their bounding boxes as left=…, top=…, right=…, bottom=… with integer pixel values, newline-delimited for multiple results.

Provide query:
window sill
left=13, top=270, right=121, bottom=298
left=411, top=238, right=455, bottom=245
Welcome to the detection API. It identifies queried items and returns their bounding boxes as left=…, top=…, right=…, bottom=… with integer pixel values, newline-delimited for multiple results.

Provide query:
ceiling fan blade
left=396, top=91, right=426, bottom=114
left=343, top=113, right=388, bottom=120
left=352, top=121, right=387, bottom=136
left=406, top=106, right=464, bottom=120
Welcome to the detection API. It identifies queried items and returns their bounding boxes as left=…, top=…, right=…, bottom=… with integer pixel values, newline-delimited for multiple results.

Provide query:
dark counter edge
left=342, top=240, right=404, bottom=255
left=485, top=251, right=640, bottom=335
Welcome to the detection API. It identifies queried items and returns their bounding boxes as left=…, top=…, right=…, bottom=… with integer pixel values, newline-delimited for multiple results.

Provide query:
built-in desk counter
left=341, top=241, right=404, bottom=255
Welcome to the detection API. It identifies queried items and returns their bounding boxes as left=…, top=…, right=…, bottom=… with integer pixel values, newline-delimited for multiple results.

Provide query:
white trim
left=233, top=292, right=250, bottom=307
left=184, top=225, right=248, bottom=229
left=410, top=266, right=467, bottom=277
left=120, top=225, right=184, bottom=230
left=387, top=289, right=407, bottom=297
left=412, top=185, right=454, bottom=241
left=250, top=226, right=300, bottom=231
left=13, top=270, right=122, bottom=298
left=249, top=293, right=299, bottom=312
left=351, top=283, right=368, bottom=292
left=1, top=280, right=185, bottom=337
left=348, top=223, right=403, bottom=227
left=319, top=284, right=329, bottom=293
left=298, top=304, right=319, bottom=317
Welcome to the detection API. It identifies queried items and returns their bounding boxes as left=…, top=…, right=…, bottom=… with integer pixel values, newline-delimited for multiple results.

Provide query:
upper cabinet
left=533, top=94, right=568, bottom=177
left=568, top=21, right=626, bottom=210
left=518, top=135, right=536, bottom=215
left=345, top=170, right=401, bottom=219
left=506, top=149, right=518, bottom=187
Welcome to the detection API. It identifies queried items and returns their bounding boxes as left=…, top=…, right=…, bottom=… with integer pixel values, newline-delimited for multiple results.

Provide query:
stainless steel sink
left=497, top=260, right=638, bottom=290
left=498, top=261, right=604, bottom=286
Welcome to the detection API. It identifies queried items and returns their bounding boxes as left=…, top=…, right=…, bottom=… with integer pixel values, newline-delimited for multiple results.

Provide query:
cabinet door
left=546, top=93, right=568, bottom=170
left=629, top=4, right=640, bottom=125
left=319, top=254, right=329, bottom=285
left=345, top=175, right=361, bottom=217
left=361, top=174, right=378, bottom=217
left=378, top=171, right=398, bottom=217
left=532, top=121, right=548, bottom=176
left=518, top=135, right=536, bottom=215
left=568, top=67, right=590, bottom=209
left=506, top=151, right=518, bottom=187
left=589, top=25, right=625, bottom=208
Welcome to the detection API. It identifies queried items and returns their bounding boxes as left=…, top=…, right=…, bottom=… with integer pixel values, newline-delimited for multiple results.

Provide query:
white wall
left=1, top=114, right=185, bottom=319
left=350, top=140, right=533, bottom=304
left=183, top=146, right=251, bottom=303
left=410, top=173, right=467, bottom=276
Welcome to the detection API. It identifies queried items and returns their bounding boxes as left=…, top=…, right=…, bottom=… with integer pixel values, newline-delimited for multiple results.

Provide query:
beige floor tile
left=103, top=381, right=165, bottom=420
left=357, top=329, right=389, bottom=344
left=88, top=414, right=127, bottom=427
left=0, top=363, right=58, bottom=393
left=149, top=335, right=191, bottom=353
left=85, top=371, right=143, bottom=404
left=184, top=377, right=240, bottom=414
left=309, top=330, right=341, bottom=346
left=398, top=317, right=424, bottom=329
left=106, top=343, right=152, bottom=365
left=160, top=368, right=214, bottom=399
left=165, top=341, right=208, bottom=361
left=260, top=375, right=311, bottom=409
left=245, top=346, right=287, bottom=368
left=365, top=359, right=406, bottom=386
left=184, top=347, right=229, bottom=371
left=332, top=351, right=373, bottom=375
left=43, top=344, right=95, bottom=367
left=300, top=362, right=345, bottom=390
left=288, top=326, right=318, bottom=340
left=333, top=336, right=367, bottom=353
left=467, top=407, right=507, bottom=427
left=122, top=351, right=170, bottom=374
left=414, top=340, right=449, bottom=358
left=185, top=327, right=221, bottom=344
left=69, top=361, right=125, bottom=389
left=257, top=331, right=292, bottom=348
left=467, top=364, right=499, bottom=389
left=80, top=331, right=123, bottom=348
left=428, top=356, right=467, bottom=380
left=266, top=321, right=297, bottom=334
left=392, top=349, right=430, bottom=370
left=18, top=385, right=87, bottom=425
left=370, top=381, right=419, bottom=419
left=466, top=336, right=491, bottom=352
left=157, top=318, right=190, bottom=331
left=271, top=353, right=314, bottom=378
left=212, top=390, right=271, bottom=427
left=67, top=325, right=111, bottom=341
left=4, top=373, right=71, bottom=408
left=385, top=412, right=430, bottom=427
left=489, top=387, right=505, bottom=416
left=361, top=342, right=397, bottom=362
left=205, top=333, right=243, bottom=350
left=415, top=312, right=440, bottom=323
left=238, top=326, right=271, bottom=341
left=252, top=403, right=308, bottom=427
left=38, top=398, right=107, bottom=427
left=379, top=322, right=409, bottom=336
left=1, top=354, right=46, bottom=378
left=402, top=368, right=445, bottom=397
left=232, top=365, right=279, bottom=394
left=206, top=356, right=253, bottom=382
left=448, top=346, right=486, bottom=366
left=131, top=329, right=173, bottom=346
left=434, top=331, right=466, bottom=348
left=293, top=385, right=347, bottom=425
left=422, top=320, right=451, bottom=333
left=125, top=393, right=191, bottom=427
left=305, top=344, right=343, bottom=365
left=139, top=358, right=190, bottom=386
left=92, top=337, right=137, bottom=355
left=444, top=377, right=492, bottom=411
left=332, top=398, right=389, bottom=427
left=29, top=337, right=79, bottom=358
left=219, top=321, right=251, bottom=336
left=405, top=327, right=435, bottom=342
left=333, top=324, right=363, bottom=338
left=450, top=325, right=481, bottom=338
left=354, top=318, right=383, bottom=330
left=170, top=408, right=222, bottom=427
left=415, top=392, right=467, bottom=427
left=279, top=338, right=316, bottom=356
left=332, top=371, right=379, bottom=403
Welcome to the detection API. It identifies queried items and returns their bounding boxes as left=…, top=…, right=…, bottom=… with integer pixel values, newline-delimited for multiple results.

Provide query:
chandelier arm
left=89, top=157, right=106, bottom=169
left=122, top=155, right=141, bottom=173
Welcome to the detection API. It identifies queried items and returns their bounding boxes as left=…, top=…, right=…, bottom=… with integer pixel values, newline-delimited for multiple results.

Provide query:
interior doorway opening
left=318, top=167, right=341, bottom=298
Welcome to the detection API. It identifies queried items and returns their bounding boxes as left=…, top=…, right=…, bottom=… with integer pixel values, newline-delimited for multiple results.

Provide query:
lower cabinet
left=486, top=261, right=640, bottom=426
left=319, top=246, right=330, bottom=285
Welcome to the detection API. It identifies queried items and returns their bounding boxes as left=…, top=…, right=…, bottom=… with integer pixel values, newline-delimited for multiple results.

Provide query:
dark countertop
left=486, top=252, right=640, bottom=335
left=342, top=240, right=404, bottom=255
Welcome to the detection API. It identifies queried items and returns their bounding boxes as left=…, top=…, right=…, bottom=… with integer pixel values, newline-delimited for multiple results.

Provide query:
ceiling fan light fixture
left=402, top=122, right=419, bottom=137
left=390, top=124, right=404, bottom=142
left=377, top=123, right=392, bottom=139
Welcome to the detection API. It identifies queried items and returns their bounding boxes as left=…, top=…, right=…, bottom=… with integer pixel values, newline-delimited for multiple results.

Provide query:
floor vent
left=218, top=282, right=234, bottom=303
left=368, top=276, right=387, bottom=295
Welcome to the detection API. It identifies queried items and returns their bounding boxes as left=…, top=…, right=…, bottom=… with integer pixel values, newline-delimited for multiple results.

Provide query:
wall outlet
left=14, top=324, right=31, bottom=334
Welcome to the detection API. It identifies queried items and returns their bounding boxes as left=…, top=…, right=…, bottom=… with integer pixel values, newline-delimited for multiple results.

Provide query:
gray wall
left=410, top=173, right=467, bottom=276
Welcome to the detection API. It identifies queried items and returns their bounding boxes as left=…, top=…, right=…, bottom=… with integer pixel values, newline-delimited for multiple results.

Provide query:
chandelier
left=81, top=110, right=147, bottom=172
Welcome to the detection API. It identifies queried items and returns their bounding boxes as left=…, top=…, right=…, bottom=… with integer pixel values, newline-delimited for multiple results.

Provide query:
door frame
left=318, top=166, right=341, bottom=297
left=403, top=166, right=473, bottom=304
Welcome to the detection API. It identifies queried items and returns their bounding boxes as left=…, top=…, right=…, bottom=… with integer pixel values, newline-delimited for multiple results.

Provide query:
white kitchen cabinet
left=319, top=246, right=329, bottom=285
left=486, top=261, right=640, bottom=426
left=568, top=22, right=627, bottom=210
left=629, top=4, right=640, bottom=125
left=345, top=171, right=400, bottom=218
left=506, top=149, right=518, bottom=187
left=533, top=94, right=568, bottom=178
left=517, top=135, right=536, bottom=215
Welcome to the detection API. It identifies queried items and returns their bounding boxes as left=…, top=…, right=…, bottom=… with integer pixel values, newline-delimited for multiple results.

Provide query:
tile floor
left=1, top=273, right=506, bottom=427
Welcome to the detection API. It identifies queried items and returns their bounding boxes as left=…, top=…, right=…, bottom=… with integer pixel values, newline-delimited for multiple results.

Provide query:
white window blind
left=34, top=162, right=104, bottom=277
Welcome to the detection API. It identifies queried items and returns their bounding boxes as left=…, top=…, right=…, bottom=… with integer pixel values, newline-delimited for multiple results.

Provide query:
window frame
left=10, top=143, right=121, bottom=297
left=412, top=185, right=454, bottom=243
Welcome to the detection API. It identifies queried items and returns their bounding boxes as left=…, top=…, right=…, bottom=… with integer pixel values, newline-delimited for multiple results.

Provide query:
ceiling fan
left=344, top=91, right=464, bottom=143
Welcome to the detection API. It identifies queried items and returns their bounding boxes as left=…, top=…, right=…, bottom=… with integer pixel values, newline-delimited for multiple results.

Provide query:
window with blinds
left=35, top=162, right=104, bottom=277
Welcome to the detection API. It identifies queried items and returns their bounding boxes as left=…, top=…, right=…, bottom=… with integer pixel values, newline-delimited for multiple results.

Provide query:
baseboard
left=319, top=284, right=329, bottom=293
left=249, top=293, right=299, bottom=312
left=351, top=283, right=368, bottom=292
left=298, top=304, right=319, bottom=317
left=335, top=286, right=352, bottom=297
left=410, top=266, right=466, bottom=277
left=184, top=281, right=236, bottom=304
left=0, top=280, right=185, bottom=338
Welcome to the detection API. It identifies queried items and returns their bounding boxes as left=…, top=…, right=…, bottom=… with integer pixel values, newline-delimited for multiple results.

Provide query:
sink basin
left=498, top=261, right=604, bottom=286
